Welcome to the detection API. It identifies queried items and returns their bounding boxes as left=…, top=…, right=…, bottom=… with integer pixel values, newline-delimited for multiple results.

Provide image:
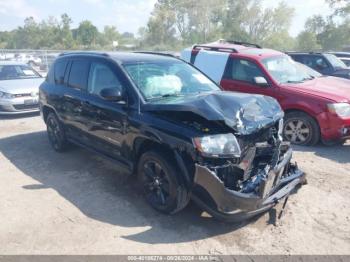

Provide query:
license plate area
left=24, top=98, right=38, bottom=105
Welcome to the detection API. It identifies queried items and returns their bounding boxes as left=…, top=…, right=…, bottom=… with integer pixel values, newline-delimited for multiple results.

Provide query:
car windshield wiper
left=302, top=76, right=315, bottom=81
left=147, top=93, right=184, bottom=101
left=285, top=80, right=304, bottom=83
left=161, top=93, right=184, bottom=98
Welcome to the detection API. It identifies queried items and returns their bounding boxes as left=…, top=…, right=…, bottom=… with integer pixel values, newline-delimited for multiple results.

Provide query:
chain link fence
left=0, top=49, right=181, bottom=78
left=0, top=49, right=68, bottom=77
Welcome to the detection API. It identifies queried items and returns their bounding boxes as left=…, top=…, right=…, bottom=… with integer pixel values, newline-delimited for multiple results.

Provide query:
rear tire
left=46, top=112, right=69, bottom=152
left=137, top=151, right=190, bottom=214
left=283, top=112, right=320, bottom=146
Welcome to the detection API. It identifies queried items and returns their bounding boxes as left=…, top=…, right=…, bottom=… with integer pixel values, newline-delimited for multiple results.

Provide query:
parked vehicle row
left=181, top=41, right=350, bottom=146
left=1, top=43, right=349, bottom=222
left=287, top=51, right=350, bottom=79
left=329, top=51, right=350, bottom=67
left=0, top=51, right=60, bottom=70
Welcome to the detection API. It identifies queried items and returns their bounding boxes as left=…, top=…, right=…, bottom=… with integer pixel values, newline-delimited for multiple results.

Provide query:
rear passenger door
left=61, top=59, right=91, bottom=141
left=80, top=59, right=129, bottom=165
left=221, top=57, right=277, bottom=98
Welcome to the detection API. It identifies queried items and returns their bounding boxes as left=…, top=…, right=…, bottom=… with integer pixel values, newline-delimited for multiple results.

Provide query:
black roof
left=59, top=51, right=179, bottom=64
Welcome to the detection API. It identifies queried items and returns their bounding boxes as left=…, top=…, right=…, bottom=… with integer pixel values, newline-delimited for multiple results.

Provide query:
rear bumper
left=192, top=148, right=306, bottom=222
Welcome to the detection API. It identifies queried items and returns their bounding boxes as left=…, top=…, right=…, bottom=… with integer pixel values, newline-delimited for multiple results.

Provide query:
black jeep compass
left=39, top=52, right=305, bottom=222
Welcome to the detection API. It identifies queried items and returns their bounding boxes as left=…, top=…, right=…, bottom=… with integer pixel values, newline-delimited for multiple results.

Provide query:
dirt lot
left=0, top=113, right=349, bottom=255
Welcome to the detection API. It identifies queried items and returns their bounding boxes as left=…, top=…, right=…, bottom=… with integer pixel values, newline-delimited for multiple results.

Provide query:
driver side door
left=221, top=57, right=277, bottom=99
left=80, top=59, right=129, bottom=167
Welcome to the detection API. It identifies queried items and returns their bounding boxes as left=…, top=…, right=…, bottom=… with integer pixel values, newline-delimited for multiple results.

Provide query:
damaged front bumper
left=192, top=148, right=306, bottom=222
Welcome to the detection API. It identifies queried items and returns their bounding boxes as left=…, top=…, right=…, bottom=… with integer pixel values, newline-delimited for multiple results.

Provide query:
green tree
left=99, top=25, right=120, bottom=48
left=143, top=0, right=178, bottom=49
left=58, top=13, right=75, bottom=49
left=327, top=0, right=350, bottom=16
left=305, top=15, right=327, bottom=35
left=76, top=20, right=98, bottom=48
left=13, top=17, right=41, bottom=49
left=296, top=31, right=321, bottom=51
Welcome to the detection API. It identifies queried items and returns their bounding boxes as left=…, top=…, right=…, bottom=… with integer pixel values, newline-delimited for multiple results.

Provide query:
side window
left=68, top=60, right=90, bottom=90
left=304, top=56, right=329, bottom=70
left=229, top=58, right=265, bottom=84
left=87, top=62, right=123, bottom=96
left=290, top=55, right=304, bottom=63
left=314, top=56, right=330, bottom=70
left=54, top=60, right=67, bottom=84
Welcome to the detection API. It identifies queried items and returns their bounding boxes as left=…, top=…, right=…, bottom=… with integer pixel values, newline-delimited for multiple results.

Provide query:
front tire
left=283, top=112, right=320, bottom=146
left=137, top=151, right=190, bottom=214
left=46, top=112, right=68, bottom=152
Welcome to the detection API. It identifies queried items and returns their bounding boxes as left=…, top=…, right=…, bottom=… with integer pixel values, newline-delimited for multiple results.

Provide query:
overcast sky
left=0, top=0, right=332, bottom=37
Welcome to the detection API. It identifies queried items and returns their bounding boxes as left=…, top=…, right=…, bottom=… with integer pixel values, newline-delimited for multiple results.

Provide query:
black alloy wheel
left=137, top=151, right=189, bottom=214
left=46, top=112, right=68, bottom=152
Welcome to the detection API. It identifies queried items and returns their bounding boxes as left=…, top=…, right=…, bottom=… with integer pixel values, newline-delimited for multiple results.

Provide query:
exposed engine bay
left=144, top=91, right=305, bottom=218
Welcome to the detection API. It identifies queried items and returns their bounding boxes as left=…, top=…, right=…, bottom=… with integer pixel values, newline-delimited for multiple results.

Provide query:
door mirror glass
left=100, top=88, right=124, bottom=102
left=254, top=76, right=269, bottom=86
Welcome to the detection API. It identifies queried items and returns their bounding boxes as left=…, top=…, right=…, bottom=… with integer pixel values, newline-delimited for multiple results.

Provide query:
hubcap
left=142, top=161, right=170, bottom=206
left=284, top=119, right=310, bottom=144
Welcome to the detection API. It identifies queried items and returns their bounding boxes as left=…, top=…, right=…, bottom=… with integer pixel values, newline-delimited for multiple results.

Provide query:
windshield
left=324, top=53, right=347, bottom=69
left=262, top=55, right=313, bottom=84
left=123, top=60, right=220, bottom=101
left=0, top=65, right=41, bottom=80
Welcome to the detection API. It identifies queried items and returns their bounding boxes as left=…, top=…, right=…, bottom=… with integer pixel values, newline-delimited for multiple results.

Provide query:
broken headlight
left=193, top=133, right=241, bottom=158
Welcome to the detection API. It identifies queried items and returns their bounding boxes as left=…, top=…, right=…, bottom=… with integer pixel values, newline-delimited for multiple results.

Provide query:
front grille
left=13, top=104, right=39, bottom=110
left=14, top=93, right=32, bottom=98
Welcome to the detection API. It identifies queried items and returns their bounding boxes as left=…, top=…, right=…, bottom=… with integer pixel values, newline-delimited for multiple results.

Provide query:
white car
left=0, top=53, right=15, bottom=61
left=0, top=61, right=44, bottom=114
left=13, top=53, right=42, bottom=66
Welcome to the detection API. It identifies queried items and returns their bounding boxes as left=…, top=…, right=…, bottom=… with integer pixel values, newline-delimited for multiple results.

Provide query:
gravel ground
left=0, top=113, right=349, bottom=255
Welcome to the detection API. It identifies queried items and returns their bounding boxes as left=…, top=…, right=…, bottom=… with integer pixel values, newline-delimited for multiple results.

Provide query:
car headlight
left=193, top=133, right=241, bottom=157
left=327, top=103, right=350, bottom=118
left=0, top=91, right=15, bottom=99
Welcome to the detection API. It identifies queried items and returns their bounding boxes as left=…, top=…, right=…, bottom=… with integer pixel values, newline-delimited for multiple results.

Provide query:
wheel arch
left=133, top=137, right=193, bottom=188
left=42, top=105, right=56, bottom=123
left=283, top=108, right=321, bottom=145
left=284, top=108, right=320, bottom=129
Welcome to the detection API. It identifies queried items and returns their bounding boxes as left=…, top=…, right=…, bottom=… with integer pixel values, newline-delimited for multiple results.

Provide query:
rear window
left=68, top=60, right=90, bottom=90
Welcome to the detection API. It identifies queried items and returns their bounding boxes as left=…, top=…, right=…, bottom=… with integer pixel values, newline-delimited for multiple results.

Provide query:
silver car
left=0, top=61, right=44, bottom=114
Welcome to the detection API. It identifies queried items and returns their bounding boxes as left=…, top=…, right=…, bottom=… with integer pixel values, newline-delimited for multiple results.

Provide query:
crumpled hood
left=0, top=78, right=44, bottom=94
left=143, top=91, right=284, bottom=135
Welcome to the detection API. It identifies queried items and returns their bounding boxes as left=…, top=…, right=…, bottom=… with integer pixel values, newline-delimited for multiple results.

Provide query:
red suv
left=181, top=40, right=350, bottom=146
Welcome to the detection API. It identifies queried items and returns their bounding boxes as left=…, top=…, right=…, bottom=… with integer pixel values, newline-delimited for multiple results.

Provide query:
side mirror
left=100, top=88, right=124, bottom=102
left=254, top=76, right=269, bottom=87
